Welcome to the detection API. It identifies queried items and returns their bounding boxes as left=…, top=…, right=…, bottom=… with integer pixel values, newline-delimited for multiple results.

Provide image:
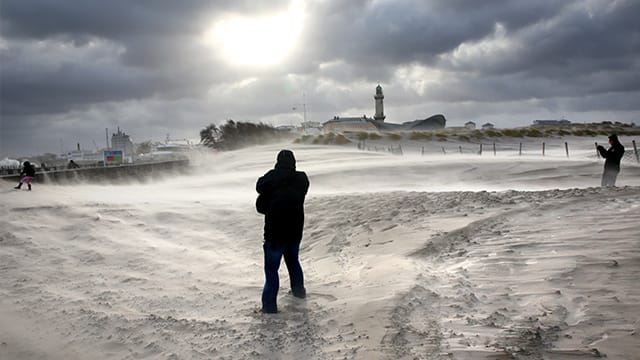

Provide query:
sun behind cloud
left=204, top=4, right=304, bottom=67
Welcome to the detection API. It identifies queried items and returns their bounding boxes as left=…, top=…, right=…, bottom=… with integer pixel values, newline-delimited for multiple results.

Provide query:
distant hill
left=296, top=121, right=640, bottom=145
left=457, top=122, right=640, bottom=139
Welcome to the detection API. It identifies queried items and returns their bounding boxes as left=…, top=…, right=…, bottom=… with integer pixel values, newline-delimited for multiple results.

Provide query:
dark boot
left=28, top=184, right=32, bottom=191
left=14, top=183, right=21, bottom=189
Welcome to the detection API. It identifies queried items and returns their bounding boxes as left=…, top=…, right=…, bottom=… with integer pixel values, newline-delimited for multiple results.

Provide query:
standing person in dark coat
left=14, top=161, right=36, bottom=191
left=256, top=149, right=309, bottom=314
left=597, top=134, right=625, bottom=187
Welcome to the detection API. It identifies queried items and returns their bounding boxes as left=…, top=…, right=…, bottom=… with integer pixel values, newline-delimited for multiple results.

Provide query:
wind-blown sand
left=1, top=138, right=639, bottom=359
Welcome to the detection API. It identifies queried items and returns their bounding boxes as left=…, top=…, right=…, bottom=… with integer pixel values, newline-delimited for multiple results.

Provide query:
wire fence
left=358, top=139, right=640, bottom=163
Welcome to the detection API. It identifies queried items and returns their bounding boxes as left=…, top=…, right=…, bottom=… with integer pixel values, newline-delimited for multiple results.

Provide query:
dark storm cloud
left=1, top=45, right=156, bottom=115
left=0, top=0, right=289, bottom=39
left=3, top=0, right=638, bottom=112
left=441, top=1, right=640, bottom=75
left=0, top=0, right=292, bottom=117
left=300, top=0, right=573, bottom=70
left=1, top=0, right=639, bottom=156
left=303, top=0, right=639, bottom=99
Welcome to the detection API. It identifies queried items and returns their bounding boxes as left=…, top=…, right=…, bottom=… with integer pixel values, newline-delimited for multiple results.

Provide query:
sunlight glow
left=204, top=5, right=304, bottom=67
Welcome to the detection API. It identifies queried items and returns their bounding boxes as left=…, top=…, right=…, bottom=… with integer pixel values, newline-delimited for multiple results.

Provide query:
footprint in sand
left=305, top=292, right=337, bottom=302
left=247, top=292, right=338, bottom=318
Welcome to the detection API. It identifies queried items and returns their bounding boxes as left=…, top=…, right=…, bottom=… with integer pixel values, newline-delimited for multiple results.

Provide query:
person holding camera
left=597, top=134, right=625, bottom=187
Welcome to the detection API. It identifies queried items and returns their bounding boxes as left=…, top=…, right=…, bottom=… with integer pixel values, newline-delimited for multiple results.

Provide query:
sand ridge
left=1, top=142, right=639, bottom=359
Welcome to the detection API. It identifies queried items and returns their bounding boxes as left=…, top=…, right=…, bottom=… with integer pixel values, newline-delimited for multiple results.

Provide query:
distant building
left=481, top=123, right=495, bottom=129
left=64, top=150, right=102, bottom=162
left=323, top=84, right=446, bottom=133
left=301, top=121, right=322, bottom=135
left=111, top=127, right=135, bottom=162
left=382, top=114, right=446, bottom=131
left=276, top=125, right=296, bottom=132
left=533, top=119, right=571, bottom=126
left=142, top=138, right=194, bottom=162
left=323, top=116, right=378, bottom=133
left=465, top=121, right=476, bottom=130
left=301, top=121, right=321, bottom=128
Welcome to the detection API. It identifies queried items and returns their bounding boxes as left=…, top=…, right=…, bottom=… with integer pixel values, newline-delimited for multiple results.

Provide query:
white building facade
left=111, top=127, right=135, bottom=162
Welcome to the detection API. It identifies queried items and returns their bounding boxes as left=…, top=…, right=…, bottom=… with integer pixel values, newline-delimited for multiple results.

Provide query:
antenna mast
left=292, top=93, right=308, bottom=125
left=303, top=92, right=307, bottom=123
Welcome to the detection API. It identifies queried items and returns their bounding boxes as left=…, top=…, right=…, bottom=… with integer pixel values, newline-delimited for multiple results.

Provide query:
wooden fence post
left=633, top=140, right=639, bottom=163
left=542, top=142, right=546, bottom=157
left=442, top=147, right=446, bottom=154
left=519, top=143, right=522, bottom=156
left=459, top=145, right=462, bottom=154
left=479, top=143, right=483, bottom=155
left=565, top=142, right=569, bottom=158
left=398, top=145, right=403, bottom=155
left=421, top=146, right=424, bottom=156
left=493, top=142, right=496, bottom=156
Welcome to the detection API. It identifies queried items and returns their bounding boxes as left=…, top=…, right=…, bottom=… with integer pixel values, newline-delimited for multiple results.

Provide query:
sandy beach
left=1, top=137, right=639, bottom=359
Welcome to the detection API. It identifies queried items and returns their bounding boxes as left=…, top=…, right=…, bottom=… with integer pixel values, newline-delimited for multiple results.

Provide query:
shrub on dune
left=387, top=133, right=403, bottom=141
left=335, top=134, right=352, bottom=145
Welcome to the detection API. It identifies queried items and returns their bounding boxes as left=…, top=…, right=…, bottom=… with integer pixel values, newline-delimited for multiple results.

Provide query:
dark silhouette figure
left=14, top=161, right=36, bottom=191
left=256, top=150, right=309, bottom=313
left=67, top=160, right=80, bottom=169
left=597, top=134, right=625, bottom=187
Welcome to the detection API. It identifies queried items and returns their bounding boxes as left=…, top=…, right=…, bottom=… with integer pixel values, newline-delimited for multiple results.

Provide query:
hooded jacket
left=598, top=135, right=625, bottom=172
left=21, top=161, right=36, bottom=177
left=256, top=150, right=309, bottom=244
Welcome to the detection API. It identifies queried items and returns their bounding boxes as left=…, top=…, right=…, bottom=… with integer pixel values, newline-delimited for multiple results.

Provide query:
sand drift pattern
left=1, top=144, right=639, bottom=359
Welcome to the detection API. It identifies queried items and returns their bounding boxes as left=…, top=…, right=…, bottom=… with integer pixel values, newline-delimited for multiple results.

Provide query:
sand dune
left=1, top=141, right=639, bottom=359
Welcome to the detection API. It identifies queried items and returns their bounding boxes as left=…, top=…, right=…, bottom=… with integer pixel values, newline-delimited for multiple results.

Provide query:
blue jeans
left=261, top=241, right=305, bottom=313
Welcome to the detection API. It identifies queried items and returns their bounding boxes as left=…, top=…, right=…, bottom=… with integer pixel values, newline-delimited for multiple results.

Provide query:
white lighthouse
left=374, top=84, right=385, bottom=122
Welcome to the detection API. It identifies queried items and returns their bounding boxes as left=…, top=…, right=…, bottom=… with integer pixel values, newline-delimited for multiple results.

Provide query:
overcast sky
left=1, top=0, right=639, bottom=157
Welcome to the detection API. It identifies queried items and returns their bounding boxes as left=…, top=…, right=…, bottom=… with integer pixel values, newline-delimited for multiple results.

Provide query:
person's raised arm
left=597, top=145, right=608, bottom=158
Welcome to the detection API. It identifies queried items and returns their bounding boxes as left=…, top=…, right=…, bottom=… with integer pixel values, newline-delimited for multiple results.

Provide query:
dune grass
left=295, top=122, right=640, bottom=145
